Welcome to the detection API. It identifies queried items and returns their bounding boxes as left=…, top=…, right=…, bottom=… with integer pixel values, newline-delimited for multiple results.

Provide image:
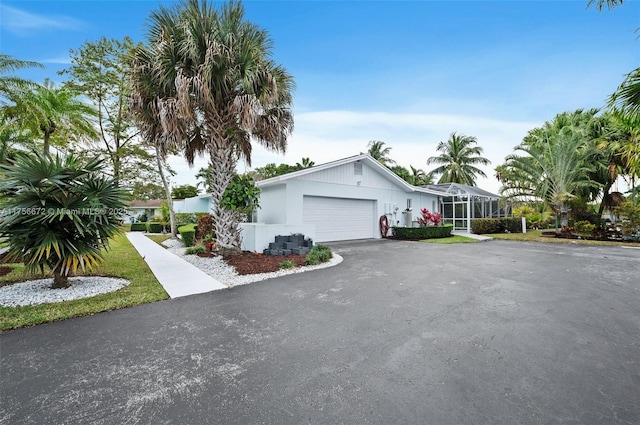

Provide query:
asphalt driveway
left=1, top=240, right=639, bottom=424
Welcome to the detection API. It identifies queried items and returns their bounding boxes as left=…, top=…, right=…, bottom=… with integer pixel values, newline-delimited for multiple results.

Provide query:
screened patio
left=427, top=183, right=510, bottom=232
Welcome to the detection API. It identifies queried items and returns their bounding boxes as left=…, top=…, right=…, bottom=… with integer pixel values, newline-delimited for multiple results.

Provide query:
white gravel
left=0, top=238, right=342, bottom=307
left=0, top=276, right=131, bottom=307
left=162, top=238, right=343, bottom=288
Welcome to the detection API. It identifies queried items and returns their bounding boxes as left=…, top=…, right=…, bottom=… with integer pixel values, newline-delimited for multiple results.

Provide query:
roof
left=257, top=153, right=444, bottom=196
left=128, top=199, right=164, bottom=208
left=426, top=183, right=500, bottom=199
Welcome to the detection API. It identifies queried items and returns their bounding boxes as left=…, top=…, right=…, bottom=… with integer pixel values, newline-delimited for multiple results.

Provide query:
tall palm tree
left=296, top=157, right=315, bottom=169
left=587, top=0, right=625, bottom=11
left=130, top=0, right=294, bottom=251
left=609, top=68, right=640, bottom=117
left=367, top=140, right=395, bottom=167
left=426, top=132, right=491, bottom=186
left=6, top=79, right=97, bottom=155
left=409, top=165, right=432, bottom=186
left=0, top=54, right=43, bottom=105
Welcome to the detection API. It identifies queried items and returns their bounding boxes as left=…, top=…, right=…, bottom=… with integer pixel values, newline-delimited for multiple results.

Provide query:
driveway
left=1, top=240, right=639, bottom=424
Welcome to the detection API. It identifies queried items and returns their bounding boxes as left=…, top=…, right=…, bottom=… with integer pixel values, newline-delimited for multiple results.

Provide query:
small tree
left=171, top=184, right=199, bottom=199
left=0, top=153, right=126, bottom=288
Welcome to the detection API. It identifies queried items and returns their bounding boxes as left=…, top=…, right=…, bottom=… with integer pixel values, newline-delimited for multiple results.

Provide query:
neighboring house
left=172, top=194, right=211, bottom=215
left=178, top=154, right=505, bottom=251
left=125, top=199, right=164, bottom=223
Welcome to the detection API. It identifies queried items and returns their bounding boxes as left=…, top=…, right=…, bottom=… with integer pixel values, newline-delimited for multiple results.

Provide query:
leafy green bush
left=279, top=260, right=295, bottom=269
left=471, top=218, right=521, bottom=234
left=146, top=222, right=164, bottom=233
left=130, top=223, right=147, bottom=232
left=574, top=220, right=596, bottom=236
left=392, top=224, right=453, bottom=239
left=175, top=212, right=200, bottom=227
left=185, top=244, right=206, bottom=255
left=178, top=223, right=196, bottom=247
left=305, top=245, right=333, bottom=265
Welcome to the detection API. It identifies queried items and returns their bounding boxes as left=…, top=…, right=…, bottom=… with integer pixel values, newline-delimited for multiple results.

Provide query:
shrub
left=305, top=245, right=333, bottom=265
left=417, top=208, right=442, bottom=226
left=196, top=214, right=215, bottom=241
left=392, top=224, right=453, bottom=239
left=130, top=223, right=147, bottom=232
left=137, top=212, right=148, bottom=223
left=185, top=244, right=206, bottom=255
left=573, top=220, right=596, bottom=236
left=146, top=222, right=164, bottom=233
left=471, top=218, right=521, bottom=234
left=279, top=260, right=295, bottom=269
left=175, top=212, right=199, bottom=227
left=178, top=223, right=196, bottom=247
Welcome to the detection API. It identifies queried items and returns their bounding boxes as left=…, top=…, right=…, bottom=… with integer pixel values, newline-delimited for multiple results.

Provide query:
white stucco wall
left=257, top=185, right=287, bottom=224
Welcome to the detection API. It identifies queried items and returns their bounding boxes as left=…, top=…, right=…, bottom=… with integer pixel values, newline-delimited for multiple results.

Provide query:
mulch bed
left=0, top=266, right=12, bottom=278
left=222, top=252, right=307, bottom=275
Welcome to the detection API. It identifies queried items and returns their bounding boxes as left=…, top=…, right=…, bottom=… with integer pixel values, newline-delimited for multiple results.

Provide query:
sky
left=1, top=0, right=639, bottom=194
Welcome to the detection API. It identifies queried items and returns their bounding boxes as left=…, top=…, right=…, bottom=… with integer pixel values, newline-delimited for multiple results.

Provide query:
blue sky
left=1, top=0, right=638, bottom=193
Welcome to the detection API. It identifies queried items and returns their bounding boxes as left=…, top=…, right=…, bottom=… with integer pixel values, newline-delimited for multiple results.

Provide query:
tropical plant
left=220, top=174, right=260, bottom=221
left=0, top=54, right=43, bottom=105
left=130, top=0, right=294, bottom=251
left=410, top=165, right=432, bottom=186
left=0, top=153, right=127, bottom=288
left=427, top=132, right=491, bottom=186
left=5, top=79, right=98, bottom=155
left=295, top=157, right=315, bottom=169
left=587, top=0, right=625, bottom=11
left=367, top=140, right=395, bottom=167
left=417, top=208, right=442, bottom=226
left=500, top=129, right=599, bottom=227
left=390, top=165, right=411, bottom=182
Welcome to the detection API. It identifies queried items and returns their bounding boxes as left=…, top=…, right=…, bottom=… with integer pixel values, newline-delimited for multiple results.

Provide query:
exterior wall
left=256, top=185, right=287, bottom=224
left=257, top=163, right=439, bottom=239
left=173, top=196, right=213, bottom=214
left=239, top=223, right=315, bottom=252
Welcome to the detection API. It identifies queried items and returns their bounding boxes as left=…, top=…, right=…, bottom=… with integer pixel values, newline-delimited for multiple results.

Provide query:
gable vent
left=354, top=162, right=363, bottom=175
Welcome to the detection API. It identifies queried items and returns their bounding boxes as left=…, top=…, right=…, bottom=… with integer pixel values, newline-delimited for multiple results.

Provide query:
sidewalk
left=126, top=232, right=227, bottom=298
left=452, top=231, right=493, bottom=242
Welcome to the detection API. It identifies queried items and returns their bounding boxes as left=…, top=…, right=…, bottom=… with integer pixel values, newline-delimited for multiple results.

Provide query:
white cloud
left=169, top=110, right=540, bottom=195
left=40, top=56, right=72, bottom=65
left=0, top=5, right=85, bottom=34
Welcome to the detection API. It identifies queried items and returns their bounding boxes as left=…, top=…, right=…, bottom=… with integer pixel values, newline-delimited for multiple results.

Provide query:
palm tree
left=295, top=157, right=315, bottom=169
left=130, top=0, right=294, bottom=251
left=409, top=165, right=432, bottom=186
left=426, top=132, right=491, bottom=186
left=500, top=129, right=599, bottom=227
left=609, top=68, right=640, bottom=117
left=0, top=153, right=126, bottom=288
left=0, top=54, right=43, bottom=105
left=6, top=79, right=97, bottom=155
left=367, top=140, right=395, bottom=167
left=587, top=0, right=625, bottom=11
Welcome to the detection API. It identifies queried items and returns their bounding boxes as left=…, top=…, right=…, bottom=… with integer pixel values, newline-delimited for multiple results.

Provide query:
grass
left=421, top=235, right=478, bottom=244
left=0, top=232, right=169, bottom=331
left=146, top=234, right=172, bottom=247
left=486, top=229, right=640, bottom=247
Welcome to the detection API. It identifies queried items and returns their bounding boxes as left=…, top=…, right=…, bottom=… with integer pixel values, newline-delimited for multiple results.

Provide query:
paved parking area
left=1, top=240, right=639, bottom=424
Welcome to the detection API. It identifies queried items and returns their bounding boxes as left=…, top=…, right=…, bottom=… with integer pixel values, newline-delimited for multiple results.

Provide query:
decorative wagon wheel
left=379, top=215, right=390, bottom=238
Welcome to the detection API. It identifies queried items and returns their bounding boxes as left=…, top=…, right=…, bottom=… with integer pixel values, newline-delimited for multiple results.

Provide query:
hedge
left=130, top=223, right=147, bottom=232
left=392, top=224, right=453, bottom=239
left=178, top=223, right=196, bottom=247
left=146, top=222, right=164, bottom=233
left=470, top=217, right=521, bottom=234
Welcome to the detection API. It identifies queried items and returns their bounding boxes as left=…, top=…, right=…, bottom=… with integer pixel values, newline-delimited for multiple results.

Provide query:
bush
left=196, top=214, right=215, bottom=241
left=175, top=212, right=200, bottom=227
left=392, top=224, right=453, bottom=239
left=574, top=220, right=596, bottom=236
left=178, top=223, right=196, bottom=247
left=146, top=222, right=164, bottom=233
left=279, top=260, right=295, bottom=269
left=471, top=218, right=521, bottom=234
left=130, top=223, right=147, bottom=232
left=305, top=245, right=333, bottom=265
left=185, top=244, right=206, bottom=255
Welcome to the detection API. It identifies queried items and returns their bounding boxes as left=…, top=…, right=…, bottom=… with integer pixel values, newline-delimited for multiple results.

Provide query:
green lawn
left=486, top=229, right=640, bottom=247
left=421, top=235, right=478, bottom=244
left=0, top=232, right=169, bottom=331
left=146, top=234, right=172, bottom=247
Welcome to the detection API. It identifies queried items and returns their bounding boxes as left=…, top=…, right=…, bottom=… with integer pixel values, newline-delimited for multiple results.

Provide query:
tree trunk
left=51, top=270, right=70, bottom=289
left=155, top=145, right=177, bottom=237
left=208, top=148, right=240, bottom=251
left=43, top=130, right=51, bottom=156
left=560, top=203, right=569, bottom=228
left=597, top=182, right=613, bottom=218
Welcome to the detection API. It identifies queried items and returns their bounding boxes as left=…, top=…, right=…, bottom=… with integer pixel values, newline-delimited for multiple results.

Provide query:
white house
left=177, top=154, right=503, bottom=251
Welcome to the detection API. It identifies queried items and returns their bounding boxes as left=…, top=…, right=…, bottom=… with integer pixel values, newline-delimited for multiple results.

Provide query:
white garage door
left=303, top=196, right=376, bottom=242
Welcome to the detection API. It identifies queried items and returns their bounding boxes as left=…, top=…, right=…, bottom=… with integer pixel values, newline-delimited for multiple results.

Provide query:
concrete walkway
left=452, top=231, right=493, bottom=241
left=126, top=232, right=227, bottom=298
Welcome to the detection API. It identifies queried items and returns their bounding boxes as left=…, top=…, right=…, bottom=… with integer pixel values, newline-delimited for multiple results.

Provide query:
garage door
left=303, top=196, right=376, bottom=242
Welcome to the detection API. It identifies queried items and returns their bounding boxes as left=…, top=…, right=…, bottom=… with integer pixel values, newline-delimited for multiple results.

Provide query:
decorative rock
left=275, top=235, right=288, bottom=243
left=282, top=249, right=292, bottom=255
